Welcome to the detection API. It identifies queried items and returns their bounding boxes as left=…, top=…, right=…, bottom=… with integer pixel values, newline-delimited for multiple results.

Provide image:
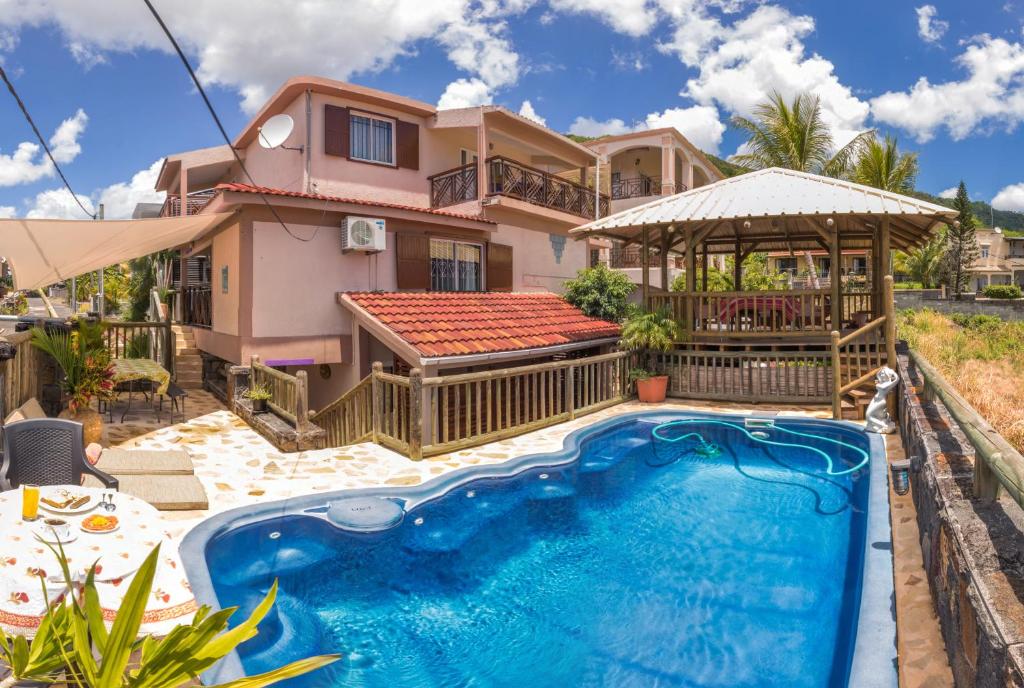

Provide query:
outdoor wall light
left=890, top=459, right=911, bottom=496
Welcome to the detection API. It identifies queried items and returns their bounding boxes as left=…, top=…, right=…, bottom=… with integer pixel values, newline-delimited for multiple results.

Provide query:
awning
left=0, top=213, right=234, bottom=290
left=571, top=167, right=958, bottom=252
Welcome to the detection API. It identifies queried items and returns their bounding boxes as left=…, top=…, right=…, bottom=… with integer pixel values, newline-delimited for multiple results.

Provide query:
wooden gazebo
left=572, top=167, right=957, bottom=417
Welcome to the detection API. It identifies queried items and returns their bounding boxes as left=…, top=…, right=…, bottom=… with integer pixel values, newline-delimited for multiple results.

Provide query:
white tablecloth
left=0, top=485, right=197, bottom=637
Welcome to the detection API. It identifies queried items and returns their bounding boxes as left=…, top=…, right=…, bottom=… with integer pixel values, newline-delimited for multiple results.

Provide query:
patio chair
left=0, top=418, right=119, bottom=491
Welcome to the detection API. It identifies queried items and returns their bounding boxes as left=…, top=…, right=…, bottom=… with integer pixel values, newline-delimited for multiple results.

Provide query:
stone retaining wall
left=896, top=291, right=1024, bottom=319
left=897, top=347, right=1024, bottom=686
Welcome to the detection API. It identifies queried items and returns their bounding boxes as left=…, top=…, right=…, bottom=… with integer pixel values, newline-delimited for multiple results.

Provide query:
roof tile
left=344, top=292, right=621, bottom=358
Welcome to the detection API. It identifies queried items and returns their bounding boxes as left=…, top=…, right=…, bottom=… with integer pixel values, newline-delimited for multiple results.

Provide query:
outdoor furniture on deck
left=108, top=358, right=171, bottom=422
left=88, top=446, right=207, bottom=511
left=0, top=484, right=197, bottom=637
left=0, top=418, right=118, bottom=490
left=159, top=382, right=188, bottom=424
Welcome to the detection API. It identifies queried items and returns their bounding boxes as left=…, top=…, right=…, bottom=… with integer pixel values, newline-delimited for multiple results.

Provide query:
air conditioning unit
left=341, top=216, right=386, bottom=252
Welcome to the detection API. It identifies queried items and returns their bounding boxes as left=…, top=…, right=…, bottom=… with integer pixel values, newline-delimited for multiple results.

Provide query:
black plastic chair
left=0, top=418, right=119, bottom=491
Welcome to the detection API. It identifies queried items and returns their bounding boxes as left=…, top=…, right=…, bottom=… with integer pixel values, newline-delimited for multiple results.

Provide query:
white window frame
left=349, top=110, right=396, bottom=166
left=429, top=237, right=484, bottom=292
left=981, top=244, right=990, bottom=259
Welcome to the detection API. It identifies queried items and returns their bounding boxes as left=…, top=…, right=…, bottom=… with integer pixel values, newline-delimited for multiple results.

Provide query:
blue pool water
left=198, top=415, right=875, bottom=687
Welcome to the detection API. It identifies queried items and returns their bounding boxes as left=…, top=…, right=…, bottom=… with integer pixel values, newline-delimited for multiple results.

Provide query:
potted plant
left=246, top=383, right=272, bottom=413
left=30, top=321, right=114, bottom=445
left=0, top=544, right=337, bottom=688
left=620, top=307, right=679, bottom=403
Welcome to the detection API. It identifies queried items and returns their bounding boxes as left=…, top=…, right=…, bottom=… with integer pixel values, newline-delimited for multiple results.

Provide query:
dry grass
left=898, top=309, right=1024, bottom=452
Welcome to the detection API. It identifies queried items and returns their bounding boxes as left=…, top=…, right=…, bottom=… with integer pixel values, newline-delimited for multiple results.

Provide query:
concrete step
left=175, top=347, right=200, bottom=356
left=175, top=362, right=203, bottom=373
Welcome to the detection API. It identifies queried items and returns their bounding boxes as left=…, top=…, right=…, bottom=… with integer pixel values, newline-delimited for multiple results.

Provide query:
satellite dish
left=258, top=114, right=295, bottom=149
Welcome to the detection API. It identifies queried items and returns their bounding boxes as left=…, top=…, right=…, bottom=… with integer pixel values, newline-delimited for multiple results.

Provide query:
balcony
left=429, top=157, right=610, bottom=220
left=159, top=189, right=218, bottom=217
left=182, top=285, right=212, bottom=328
left=610, top=175, right=687, bottom=200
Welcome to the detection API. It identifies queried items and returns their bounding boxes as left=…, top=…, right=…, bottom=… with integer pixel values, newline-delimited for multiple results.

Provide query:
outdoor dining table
left=111, top=357, right=171, bottom=395
left=0, top=485, right=197, bottom=638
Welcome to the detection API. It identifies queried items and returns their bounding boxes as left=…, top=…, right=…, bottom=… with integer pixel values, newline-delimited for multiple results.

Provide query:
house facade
left=153, top=76, right=623, bottom=409
left=967, top=227, right=1024, bottom=292
left=766, top=250, right=870, bottom=287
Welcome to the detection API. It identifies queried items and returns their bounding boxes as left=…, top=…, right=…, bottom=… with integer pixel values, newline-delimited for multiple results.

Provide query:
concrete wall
left=895, top=291, right=1024, bottom=320
left=897, top=349, right=1024, bottom=686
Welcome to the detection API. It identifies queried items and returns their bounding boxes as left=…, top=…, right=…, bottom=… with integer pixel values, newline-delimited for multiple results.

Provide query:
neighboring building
left=583, top=129, right=724, bottom=290
left=154, top=76, right=620, bottom=407
left=967, top=227, right=1024, bottom=292
left=767, top=250, right=870, bottom=287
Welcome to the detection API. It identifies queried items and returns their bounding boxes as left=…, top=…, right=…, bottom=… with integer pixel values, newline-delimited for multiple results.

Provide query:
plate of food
left=80, top=514, right=119, bottom=534
left=39, top=488, right=95, bottom=515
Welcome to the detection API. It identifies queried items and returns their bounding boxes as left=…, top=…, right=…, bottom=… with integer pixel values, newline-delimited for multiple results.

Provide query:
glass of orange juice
left=21, top=484, right=40, bottom=521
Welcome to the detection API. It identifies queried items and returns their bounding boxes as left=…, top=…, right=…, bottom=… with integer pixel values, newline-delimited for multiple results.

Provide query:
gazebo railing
left=650, top=289, right=833, bottom=338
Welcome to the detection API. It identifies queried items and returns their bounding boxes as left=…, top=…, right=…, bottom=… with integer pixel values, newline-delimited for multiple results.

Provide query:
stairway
left=840, top=383, right=875, bottom=421
left=172, top=325, right=204, bottom=390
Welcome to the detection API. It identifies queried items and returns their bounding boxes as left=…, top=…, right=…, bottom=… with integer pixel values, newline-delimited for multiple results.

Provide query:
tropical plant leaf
left=95, top=545, right=161, bottom=688
left=209, top=654, right=342, bottom=688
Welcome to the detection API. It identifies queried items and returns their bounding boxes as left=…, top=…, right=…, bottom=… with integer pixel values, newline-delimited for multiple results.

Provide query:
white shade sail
left=0, top=213, right=234, bottom=290
left=572, top=167, right=958, bottom=252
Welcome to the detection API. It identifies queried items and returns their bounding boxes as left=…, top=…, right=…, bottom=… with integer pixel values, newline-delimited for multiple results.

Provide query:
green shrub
left=126, top=332, right=151, bottom=359
left=563, top=264, right=636, bottom=321
left=894, top=281, right=924, bottom=290
left=981, top=284, right=1022, bottom=299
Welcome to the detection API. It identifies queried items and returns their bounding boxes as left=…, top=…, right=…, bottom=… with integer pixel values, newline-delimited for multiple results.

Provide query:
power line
left=0, top=64, right=96, bottom=219
left=141, top=0, right=315, bottom=242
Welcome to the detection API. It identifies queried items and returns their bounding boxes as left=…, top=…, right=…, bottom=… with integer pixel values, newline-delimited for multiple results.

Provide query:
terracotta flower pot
left=636, top=375, right=669, bottom=403
left=59, top=406, right=104, bottom=446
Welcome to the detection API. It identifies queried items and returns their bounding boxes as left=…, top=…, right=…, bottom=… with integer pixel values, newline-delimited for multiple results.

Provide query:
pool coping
left=180, top=409, right=895, bottom=687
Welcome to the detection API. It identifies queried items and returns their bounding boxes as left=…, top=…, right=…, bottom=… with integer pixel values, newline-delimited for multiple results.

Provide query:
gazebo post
left=830, top=224, right=842, bottom=330
left=641, top=225, right=650, bottom=308
left=701, top=243, right=708, bottom=292
left=660, top=227, right=669, bottom=292
left=684, top=225, right=696, bottom=337
left=733, top=241, right=742, bottom=291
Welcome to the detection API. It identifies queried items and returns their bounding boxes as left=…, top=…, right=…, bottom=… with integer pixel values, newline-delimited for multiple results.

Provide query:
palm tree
left=851, top=134, right=918, bottom=192
left=731, top=91, right=873, bottom=286
left=902, top=231, right=946, bottom=288
left=730, top=91, right=873, bottom=177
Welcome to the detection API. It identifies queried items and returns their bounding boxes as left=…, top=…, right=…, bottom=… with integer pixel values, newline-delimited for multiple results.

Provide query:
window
left=981, top=245, right=990, bottom=259
left=776, top=257, right=798, bottom=274
left=350, top=113, right=394, bottom=165
left=851, top=257, right=867, bottom=274
left=430, top=238, right=481, bottom=291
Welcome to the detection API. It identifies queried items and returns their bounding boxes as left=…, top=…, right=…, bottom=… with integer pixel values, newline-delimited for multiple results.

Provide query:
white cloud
left=0, top=0, right=523, bottom=114
left=568, top=116, right=632, bottom=137
left=0, top=109, right=87, bottom=186
left=547, top=0, right=659, bottom=37
left=611, top=48, right=647, bottom=71
left=871, top=35, right=1024, bottom=142
left=96, top=159, right=165, bottom=219
left=438, top=77, right=493, bottom=109
left=669, top=4, right=870, bottom=148
left=24, top=188, right=95, bottom=219
left=0, top=205, right=15, bottom=218
left=518, top=100, right=546, bottom=125
left=938, top=186, right=958, bottom=199
left=993, top=182, right=1024, bottom=211
left=916, top=5, right=949, bottom=43
left=568, top=103, right=726, bottom=152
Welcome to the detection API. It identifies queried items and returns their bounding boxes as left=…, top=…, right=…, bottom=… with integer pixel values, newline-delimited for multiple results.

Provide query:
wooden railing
left=650, top=289, right=832, bottom=338
left=830, top=276, right=897, bottom=418
left=103, top=320, right=174, bottom=376
left=182, top=285, right=211, bottom=328
left=309, top=374, right=373, bottom=447
left=0, top=331, right=40, bottom=421
left=841, top=290, right=875, bottom=323
left=428, top=163, right=478, bottom=208
left=487, top=156, right=610, bottom=219
left=159, top=189, right=217, bottom=217
left=654, top=347, right=833, bottom=404
left=250, top=356, right=308, bottom=430
left=373, top=364, right=415, bottom=455
left=421, top=351, right=632, bottom=457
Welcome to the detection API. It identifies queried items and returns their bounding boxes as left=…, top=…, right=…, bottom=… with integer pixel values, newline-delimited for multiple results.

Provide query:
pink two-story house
left=153, top=76, right=621, bottom=410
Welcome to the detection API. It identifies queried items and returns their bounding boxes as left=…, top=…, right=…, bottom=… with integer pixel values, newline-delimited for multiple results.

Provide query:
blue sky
left=1, top=0, right=1023, bottom=219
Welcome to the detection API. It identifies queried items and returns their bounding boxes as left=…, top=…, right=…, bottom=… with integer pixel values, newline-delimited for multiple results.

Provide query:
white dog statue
left=865, top=366, right=899, bottom=434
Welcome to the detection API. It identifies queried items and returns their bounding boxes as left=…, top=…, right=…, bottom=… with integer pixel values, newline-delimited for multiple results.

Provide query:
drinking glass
left=21, top=484, right=40, bottom=521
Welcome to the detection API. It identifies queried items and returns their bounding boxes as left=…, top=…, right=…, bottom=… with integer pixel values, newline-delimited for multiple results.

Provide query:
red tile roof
left=214, top=183, right=495, bottom=224
left=343, top=292, right=621, bottom=358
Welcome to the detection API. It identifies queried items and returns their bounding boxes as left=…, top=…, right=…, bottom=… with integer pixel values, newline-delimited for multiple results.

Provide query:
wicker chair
left=0, top=418, right=119, bottom=491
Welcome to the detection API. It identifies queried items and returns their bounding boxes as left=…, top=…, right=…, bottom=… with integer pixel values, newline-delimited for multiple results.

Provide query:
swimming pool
left=182, top=411, right=895, bottom=687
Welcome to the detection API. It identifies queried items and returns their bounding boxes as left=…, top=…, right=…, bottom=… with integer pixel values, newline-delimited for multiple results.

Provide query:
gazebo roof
left=571, top=167, right=957, bottom=253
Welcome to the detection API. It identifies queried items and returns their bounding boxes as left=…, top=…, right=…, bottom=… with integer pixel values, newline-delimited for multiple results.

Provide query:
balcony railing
left=429, top=156, right=611, bottom=219
left=428, top=163, right=478, bottom=208
left=607, top=248, right=683, bottom=270
left=159, top=189, right=218, bottom=217
left=610, top=175, right=687, bottom=200
left=182, top=285, right=211, bottom=328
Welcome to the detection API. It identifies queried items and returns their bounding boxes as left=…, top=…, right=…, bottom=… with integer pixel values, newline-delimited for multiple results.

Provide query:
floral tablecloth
left=111, top=358, right=171, bottom=396
left=0, top=486, right=197, bottom=638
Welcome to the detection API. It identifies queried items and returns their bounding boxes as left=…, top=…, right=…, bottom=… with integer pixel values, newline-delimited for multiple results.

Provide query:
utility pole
left=96, top=204, right=105, bottom=319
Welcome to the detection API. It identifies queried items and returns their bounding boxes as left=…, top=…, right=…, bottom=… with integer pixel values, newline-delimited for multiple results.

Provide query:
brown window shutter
left=396, top=233, right=430, bottom=290
left=487, top=242, right=513, bottom=292
left=324, top=105, right=349, bottom=157
left=396, top=120, right=419, bottom=170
